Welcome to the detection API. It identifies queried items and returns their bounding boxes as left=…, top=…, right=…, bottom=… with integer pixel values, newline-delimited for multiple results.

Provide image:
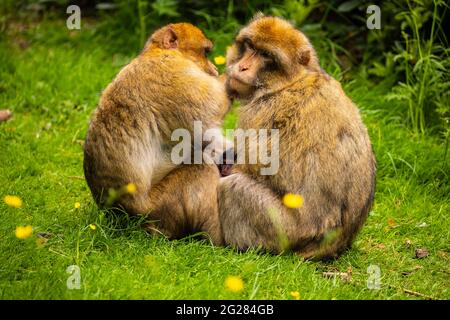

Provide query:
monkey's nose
left=239, top=65, right=249, bottom=72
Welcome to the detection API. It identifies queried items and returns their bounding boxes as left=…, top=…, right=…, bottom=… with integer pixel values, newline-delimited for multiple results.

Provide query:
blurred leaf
left=152, top=0, right=180, bottom=17
left=337, top=0, right=360, bottom=13
left=96, top=3, right=118, bottom=11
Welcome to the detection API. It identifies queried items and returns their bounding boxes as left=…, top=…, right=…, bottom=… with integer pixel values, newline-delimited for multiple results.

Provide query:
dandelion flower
left=282, top=193, right=304, bottom=209
left=15, top=225, right=33, bottom=239
left=224, top=275, right=244, bottom=293
left=74, top=202, right=81, bottom=209
left=4, top=195, right=22, bottom=208
left=214, top=55, right=226, bottom=65
left=290, top=291, right=300, bottom=300
left=89, top=224, right=97, bottom=230
left=125, top=183, right=137, bottom=194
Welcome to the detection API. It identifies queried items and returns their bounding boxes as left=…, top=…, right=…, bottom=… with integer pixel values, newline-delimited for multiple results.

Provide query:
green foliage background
left=1, top=0, right=448, bottom=137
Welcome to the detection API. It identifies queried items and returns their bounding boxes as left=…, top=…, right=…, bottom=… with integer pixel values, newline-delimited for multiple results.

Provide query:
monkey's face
left=226, top=15, right=319, bottom=100
left=147, top=23, right=219, bottom=77
left=175, top=24, right=218, bottom=77
left=225, top=41, right=267, bottom=100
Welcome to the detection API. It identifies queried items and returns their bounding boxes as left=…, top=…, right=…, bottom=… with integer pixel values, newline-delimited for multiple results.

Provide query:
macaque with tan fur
left=219, top=15, right=376, bottom=259
left=84, top=23, right=231, bottom=245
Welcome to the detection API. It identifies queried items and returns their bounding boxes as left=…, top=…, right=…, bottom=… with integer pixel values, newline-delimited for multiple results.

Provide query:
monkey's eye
left=260, top=51, right=272, bottom=60
left=245, top=41, right=256, bottom=52
left=237, top=43, right=245, bottom=55
left=261, top=51, right=276, bottom=66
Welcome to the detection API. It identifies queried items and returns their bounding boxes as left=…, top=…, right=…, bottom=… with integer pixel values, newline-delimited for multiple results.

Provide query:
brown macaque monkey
left=84, top=23, right=231, bottom=245
left=219, top=15, right=376, bottom=259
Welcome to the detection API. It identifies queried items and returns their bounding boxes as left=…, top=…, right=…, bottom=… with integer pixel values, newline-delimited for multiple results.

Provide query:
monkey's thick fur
left=220, top=16, right=376, bottom=259
left=84, top=23, right=229, bottom=245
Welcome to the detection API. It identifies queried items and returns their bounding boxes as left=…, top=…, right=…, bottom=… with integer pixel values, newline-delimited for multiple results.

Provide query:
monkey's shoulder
left=136, top=54, right=227, bottom=100
left=277, top=77, right=363, bottom=125
left=98, top=55, right=226, bottom=120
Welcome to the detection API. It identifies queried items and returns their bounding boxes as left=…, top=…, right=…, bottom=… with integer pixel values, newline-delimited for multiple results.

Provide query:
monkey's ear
left=298, top=48, right=310, bottom=66
left=162, top=27, right=178, bottom=49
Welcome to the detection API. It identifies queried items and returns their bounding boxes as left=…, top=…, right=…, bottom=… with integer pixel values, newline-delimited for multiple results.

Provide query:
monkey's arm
left=169, top=60, right=230, bottom=132
left=167, top=65, right=232, bottom=165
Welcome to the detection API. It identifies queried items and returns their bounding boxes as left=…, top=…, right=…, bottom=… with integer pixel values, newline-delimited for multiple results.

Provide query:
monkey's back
left=84, top=53, right=228, bottom=210
left=237, top=73, right=376, bottom=258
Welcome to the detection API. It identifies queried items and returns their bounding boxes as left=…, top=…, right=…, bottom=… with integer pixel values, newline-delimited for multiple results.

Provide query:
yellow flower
left=290, top=291, right=301, bottom=300
left=15, top=225, right=33, bottom=239
left=224, top=275, right=244, bottom=293
left=125, top=183, right=137, bottom=194
left=74, top=202, right=81, bottom=209
left=89, top=224, right=97, bottom=230
left=4, top=195, right=22, bottom=208
left=214, top=55, right=226, bottom=65
left=282, top=193, right=304, bottom=209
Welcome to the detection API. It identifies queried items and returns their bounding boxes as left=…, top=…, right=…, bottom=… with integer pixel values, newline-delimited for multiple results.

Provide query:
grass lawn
left=0, top=18, right=448, bottom=300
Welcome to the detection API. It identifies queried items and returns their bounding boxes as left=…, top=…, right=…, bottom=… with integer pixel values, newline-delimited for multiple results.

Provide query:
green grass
left=0, top=18, right=449, bottom=300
